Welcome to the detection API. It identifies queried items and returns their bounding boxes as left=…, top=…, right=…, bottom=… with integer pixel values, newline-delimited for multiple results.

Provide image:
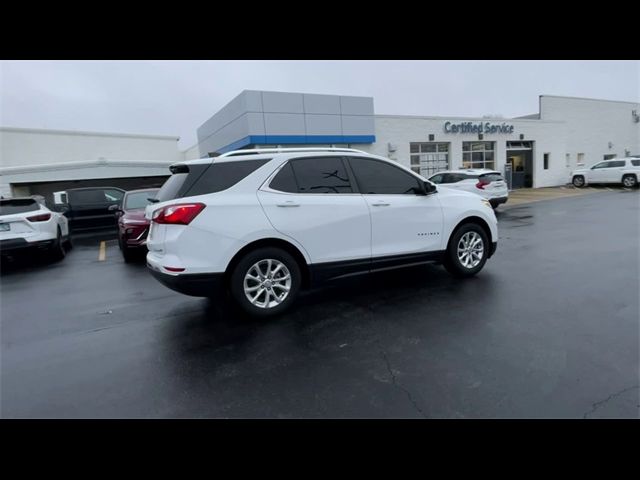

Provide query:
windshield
left=124, top=190, right=159, bottom=210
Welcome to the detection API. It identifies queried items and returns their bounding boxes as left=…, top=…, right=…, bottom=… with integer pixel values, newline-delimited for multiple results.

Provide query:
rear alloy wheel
left=443, top=223, right=489, bottom=278
left=572, top=175, right=585, bottom=188
left=622, top=175, right=637, bottom=189
left=230, top=247, right=301, bottom=317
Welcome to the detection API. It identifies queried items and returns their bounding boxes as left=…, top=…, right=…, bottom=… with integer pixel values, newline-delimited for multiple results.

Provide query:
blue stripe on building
left=217, top=135, right=376, bottom=154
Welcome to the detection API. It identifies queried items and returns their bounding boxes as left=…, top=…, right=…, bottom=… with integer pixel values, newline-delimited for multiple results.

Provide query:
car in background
left=0, top=196, right=71, bottom=260
left=113, top=188, right=159, bottom=262
left=145, top=148, right=498, bottom=317
left=427, top=169, right=509, bottom=209
left=53, top=187, right=125, bottom=232
left=571, top=157, right=640, bottom=188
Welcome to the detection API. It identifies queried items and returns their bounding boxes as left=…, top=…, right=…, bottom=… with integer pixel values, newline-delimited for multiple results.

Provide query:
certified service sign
left=444, top=121, right=514, bottom=134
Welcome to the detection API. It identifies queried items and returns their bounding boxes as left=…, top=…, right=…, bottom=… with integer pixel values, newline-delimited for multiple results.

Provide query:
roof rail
left=219, top=147, right=368, bottom=157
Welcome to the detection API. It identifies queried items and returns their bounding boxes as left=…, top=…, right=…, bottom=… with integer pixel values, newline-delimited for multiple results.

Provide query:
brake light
left=27, top=213, right=51, bottom=222
left=476, top=180, right=490, bottom=190
left=152, top=203, right=205, bottom=225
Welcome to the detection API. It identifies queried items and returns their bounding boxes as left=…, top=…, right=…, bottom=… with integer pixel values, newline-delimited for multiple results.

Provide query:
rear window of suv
left=0, top=199, right=39, bottom=216
left=156, top=159, right=270, bottom=201
left=479, top=172, right=504, bottom=183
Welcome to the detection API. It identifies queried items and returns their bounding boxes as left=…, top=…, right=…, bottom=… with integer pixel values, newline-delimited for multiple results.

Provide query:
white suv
left=427, top=169, right=509, bottom=209
left=146, top=148, right=499, bottom=317
left=571, top=157, right=640, bottom=188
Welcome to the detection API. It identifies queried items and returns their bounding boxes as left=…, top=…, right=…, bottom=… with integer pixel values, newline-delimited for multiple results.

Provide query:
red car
left=115, top=188, right=159, bottom=262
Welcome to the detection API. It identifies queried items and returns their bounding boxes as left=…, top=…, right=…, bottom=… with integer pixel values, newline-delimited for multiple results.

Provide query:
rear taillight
left=476, top=180, right=489, bottom=190
left=152, top=203, right=205, bottom=225
left=27, top=213, right=51, bottom=222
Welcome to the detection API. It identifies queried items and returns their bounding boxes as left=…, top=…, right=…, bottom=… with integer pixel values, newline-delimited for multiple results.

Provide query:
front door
left=346, top=157, right=444, bottom=259
left=588, top=161, right=609, bottom=183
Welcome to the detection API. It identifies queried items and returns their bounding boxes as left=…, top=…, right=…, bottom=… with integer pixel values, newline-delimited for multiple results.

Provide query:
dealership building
left=1, top=91, right=638, bottom=200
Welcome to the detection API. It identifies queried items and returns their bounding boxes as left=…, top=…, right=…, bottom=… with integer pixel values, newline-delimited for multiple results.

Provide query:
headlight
left=481, top=199, right=492, bottom=209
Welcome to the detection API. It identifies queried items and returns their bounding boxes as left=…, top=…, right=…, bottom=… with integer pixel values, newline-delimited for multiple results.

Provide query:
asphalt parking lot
left=1, top=188, right=638, bottom=418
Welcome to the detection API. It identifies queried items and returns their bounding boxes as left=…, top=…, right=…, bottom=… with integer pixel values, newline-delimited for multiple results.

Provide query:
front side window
left=349, top=157, right=423, bottom=195
left=592, top=162, right=609, bottom=169
left=290, top=157, right=353, bottom=194
left=104, top=189, right=124, bottom=202
left=429, top=174, right=444, bottom=184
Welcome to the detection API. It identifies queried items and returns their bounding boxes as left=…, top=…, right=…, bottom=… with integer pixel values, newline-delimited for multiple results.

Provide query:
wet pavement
left=1, top=189, right=638, bottom=418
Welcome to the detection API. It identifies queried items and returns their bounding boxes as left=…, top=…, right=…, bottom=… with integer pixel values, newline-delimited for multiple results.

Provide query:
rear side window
left=609, top=160, right=625, bottom=168
left=631, top=159, right=640, bottom=167
left=69, top=189, right=110, bottom=204
left=479, top=173, right=504, bottom=183
left=289, top=157, right=353, bottom=194
left=0, top=199, right=39, bottom=216
left=269, top=162, right=298, bottom=193
left=184, top=159, right=270, bottom=197
left=349, top=157, right=423, bottom=194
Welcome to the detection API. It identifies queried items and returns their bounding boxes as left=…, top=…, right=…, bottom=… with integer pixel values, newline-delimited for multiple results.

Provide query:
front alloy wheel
left=572, top=176, right=585, bottom=188
left=443, top=223, right=489, bottom=278
left=457, top=231, right=484, bottom=269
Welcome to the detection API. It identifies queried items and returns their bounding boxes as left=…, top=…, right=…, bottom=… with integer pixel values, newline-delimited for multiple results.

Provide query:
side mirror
left=423, top=180, right=437, bottom=194
left=108, top=204, right=121, bottom=212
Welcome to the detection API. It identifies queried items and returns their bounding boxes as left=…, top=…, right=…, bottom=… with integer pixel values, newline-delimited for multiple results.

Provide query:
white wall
left=0, top=128, right=182, bottom=168
left=540, top=96, right=640, bottom=167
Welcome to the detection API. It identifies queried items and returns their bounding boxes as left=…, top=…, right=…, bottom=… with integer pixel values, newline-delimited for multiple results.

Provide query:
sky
left=1, top=60, right=638, bottom=150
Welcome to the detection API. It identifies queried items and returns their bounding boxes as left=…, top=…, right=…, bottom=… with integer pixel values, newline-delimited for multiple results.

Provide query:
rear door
left=257, top=156, right=371, bottom=264
left=604, top=160, right=626, bottom=182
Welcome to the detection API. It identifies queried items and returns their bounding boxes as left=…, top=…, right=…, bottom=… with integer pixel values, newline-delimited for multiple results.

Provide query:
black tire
left=64, top=234, right=73, bottom=249
left=443, top=223, right=489, bottom=278
left=230, top=247, right=301, bottom=317
left=622, top=174, right=637, bottom=189
left=50, top=227, right=66, bottom=261
left=572, top=175, right=585, bottom=188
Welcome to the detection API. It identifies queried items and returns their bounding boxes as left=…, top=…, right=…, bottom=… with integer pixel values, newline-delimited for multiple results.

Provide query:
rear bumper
left=147, top=265, right=224, bottom=297
left=1, top=238, right=55, bottom=253
left=489, top=196, right=508, bottom=206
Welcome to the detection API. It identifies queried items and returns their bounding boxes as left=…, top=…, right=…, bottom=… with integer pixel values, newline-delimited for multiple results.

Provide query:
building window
left=565, top=153, right=570, bottom=168
left=603, top=154, right=617, bottom=160
left=462, top=142, right=495, bottom=170
left=544, top=153, right=550, bottom=170
left=409, top=142, right=449, bottom=176
left=577, top=153, right=585, bottom=166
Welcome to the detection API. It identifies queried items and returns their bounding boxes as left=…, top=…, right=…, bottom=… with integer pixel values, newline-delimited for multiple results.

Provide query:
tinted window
left=429, top=174, right=444, bottom=184
left=592, top=162, right=609, bottom=169
left=0, top=199, right=39, bottom=216
left=269, top=162, right=298, bottom=193
left=69, top=189, right=112, bottom=204
left=104, top=189, right=124, bottom=202
left=442, top=173, right=467, bottom=183
left=124, top=190, right=159, bottom=210
left=290, top=157, right=352, bottom=194
left=479, top=173, right=504, bottom=183
left=609, top=160, right=625, bottom=168
left=185, top=159, right=270, bottom=196
left=156, top=173, right=189, bottom=202
left=349, top=157, right=423, bottom=195
left=631, top=159, right=640, bottom=167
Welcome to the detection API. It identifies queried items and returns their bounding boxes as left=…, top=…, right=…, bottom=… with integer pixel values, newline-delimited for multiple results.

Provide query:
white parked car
left=0, top=196, right=71, bottom=260
left=571, top=157, right=640, bottom=188
left=427, top=169, right=509, bottom=209
left=145, top=148, right=499, bottom=317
